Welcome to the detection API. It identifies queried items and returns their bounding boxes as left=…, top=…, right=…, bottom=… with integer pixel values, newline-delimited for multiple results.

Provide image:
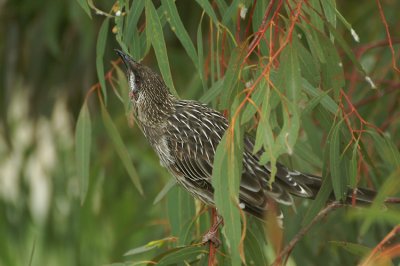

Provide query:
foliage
left=0, top=0, right=400, bottom=265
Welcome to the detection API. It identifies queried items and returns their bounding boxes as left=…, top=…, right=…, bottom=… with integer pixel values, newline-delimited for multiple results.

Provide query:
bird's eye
left=135, top=75, right=141, bottom=88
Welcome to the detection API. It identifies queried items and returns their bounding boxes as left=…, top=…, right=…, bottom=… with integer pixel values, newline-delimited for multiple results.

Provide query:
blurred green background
left=1, top=0, right=400, bottom=265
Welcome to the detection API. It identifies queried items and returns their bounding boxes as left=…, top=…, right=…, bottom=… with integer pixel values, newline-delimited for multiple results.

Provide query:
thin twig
left=272, top=202, right=344, bottom=266
left=360, top=225, right=400, bottom=266
left=208, top=208, right=218, bottom=266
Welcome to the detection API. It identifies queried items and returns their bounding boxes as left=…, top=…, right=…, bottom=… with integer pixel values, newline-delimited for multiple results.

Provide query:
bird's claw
left=202, top=228, right=221, bottom=247
left=201, top=215, right=223, bottom=247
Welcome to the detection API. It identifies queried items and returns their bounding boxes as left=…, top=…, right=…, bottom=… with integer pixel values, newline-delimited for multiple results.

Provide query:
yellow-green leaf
left=75, top=102, right=91, bottom=205
left=145, top=0, right=178, bottom=96
left=100, top=103, right=143, bottom=195
left=76, top=0, right=92, bottom=18
left=96, top=18, right=110, bottom=103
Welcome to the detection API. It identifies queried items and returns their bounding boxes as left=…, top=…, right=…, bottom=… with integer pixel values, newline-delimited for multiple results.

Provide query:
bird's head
left=115, top=49, right=174, bottom=127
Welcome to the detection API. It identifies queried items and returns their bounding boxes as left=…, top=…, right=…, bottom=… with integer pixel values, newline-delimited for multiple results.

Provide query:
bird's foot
left=201, top=215, right=223, bottom=247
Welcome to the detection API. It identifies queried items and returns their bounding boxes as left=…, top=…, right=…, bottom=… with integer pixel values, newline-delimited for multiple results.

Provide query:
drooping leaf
left=156, top=246, right=208, bottom=265
left=199, top=79, right=224, bottom=104
left=325, top=22, right=366, bottom=76
left=330, top=241, right=371, bottom=257
left=349, top=139, right=360, bottom=189
left=221, top=0, right=240, bottom=25
left=166, top=186, right=195, bottom=245
left=163, top=1, right=198, bottom=69
left=302, top=149, right=333, bottom=226
left=111, top=62, right=130, bottom=113
left=75, top=102, right=91, bottom=205
left=245, top=223, right=268, bottom=266
left=366, top=131, right=400, bottom=169
left=76, top=0, right=92, bottom=18
left=100, top=102, right=143, bottom=195
left=195, top=0, right=219, bottom=25
left=124, top=237, right=177, bottom=256
left=212, top=122, right=244, bottom=265
left=278, top=40, right=301, bottom=102
left=316, top=31, right=345, bottom=100
left=219, top=44, right=247, bottom=110
left=96, top=18, right=110, bottom=104
left=197, top=11, right=207, bottom=91
left=153, top=179, right=176, bottom=205
left=124, top=0, right=145, bottom=45
left=145, top=0, right=178, bottom=96
left=359, top=168, right=400, bottom=234
left=329, top=119, right=346, bottom=201
left=321, top=0, right=337, bottom=29
left=302, top=78, right=338, bottom=114
left=297, top=38, right=321, bottom=87
left=240, top=72, right=266, bottom=125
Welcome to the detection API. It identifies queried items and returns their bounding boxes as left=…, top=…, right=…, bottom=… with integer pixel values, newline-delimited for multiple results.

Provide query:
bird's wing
left=165, top=100, right=318, bottom=218
left=165, top=101, right=224, bottom=204
left=164, top=101, right=267, bottom=213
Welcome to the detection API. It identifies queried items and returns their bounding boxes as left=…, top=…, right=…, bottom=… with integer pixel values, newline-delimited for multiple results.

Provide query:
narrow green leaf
left=75, top=102, right=91, bottom=205
left=219, top=45, right=246, bottom=109
left=100, top=103, right=143, bottom=195
left=124, top=237, right=176, bottom=256
left=241, top=73, right=266, bottom=125
left=197, top=12, right=207, bottom=91
left=349, top=139, right=359, bottom=189
left=221, top=0, right=240, bottom=25
left=124, top=243, right=157, bottom=256
left=215, top=0, right=228, bottom=14
left=163, top=1, right=198, bottom=69
left=317, top=31, right=345, bottom=100
left=153, top=179, right=176, bottom=205
left=156, top=246, right=208, bottom=265
left=329, top=120, right=346, bottom=201
left=350, top=209, right=400, bottom=235
left=325, top=22, right=366, bottom=75
left=145, top=0, right=178, bottom=96
left=321, top=0, right=337, bottom=29
left=307, top=0, right=324, bottom=31
left=76, top=0, right=92, bottom=18
left=297, top=38, right=321, bottom=87
left=253, top=87, right=274, bottom=161
left=302, top=89, right=331, bottom=115
left=277, top=102, right=300, bottom=156
left=195, top=0, right=219, bottom=25
left=114, top=2, right=127, bottom=53
left=212, top=125, right=244, bottom=265
left=359, top=168, right=400, bottom=234
left=330, top=241, right=371, bottom=257
left=302, top=78, right=338, bottom=114
left=167, top=186, right=195, bottom=245
left=28, top=237, right=36, bottom=266
left=112, top=63, right=130, bottom=113
left=293, top=141, right=323, bottom=167
left=199, top=79, right=223, bottom=104
left=279, top=40, right=301, bottom=102
left=245, top=226, right=267, bottom=266
left=366, top=131, right=400, bottom=169
left=252, top=0, right=269, bottom=55
left=302, top=168, right=333, bottom=226
left=124, top=0, right=145, bottom=44
left=96, top=18, right=110, bottom=103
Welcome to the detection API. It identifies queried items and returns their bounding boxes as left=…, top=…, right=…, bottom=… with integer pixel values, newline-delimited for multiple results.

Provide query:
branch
left=272, top=202, right=344, bottom=266
left=360, top=225, right=400, bottom=266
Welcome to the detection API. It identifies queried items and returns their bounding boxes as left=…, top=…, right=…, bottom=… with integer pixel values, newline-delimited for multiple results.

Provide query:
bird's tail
left=293, top=171, right=400, bottom=205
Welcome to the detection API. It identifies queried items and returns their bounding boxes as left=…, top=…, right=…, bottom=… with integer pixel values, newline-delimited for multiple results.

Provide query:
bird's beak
left=114, top=49, right=137, bottom=71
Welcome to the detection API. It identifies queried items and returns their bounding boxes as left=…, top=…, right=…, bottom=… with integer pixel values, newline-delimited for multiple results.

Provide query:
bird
left=115, top=49, right=381, bottom=221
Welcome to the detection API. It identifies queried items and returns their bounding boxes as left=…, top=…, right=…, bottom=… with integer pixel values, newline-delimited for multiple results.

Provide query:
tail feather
left=277, top=164, right=400, bottom=205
